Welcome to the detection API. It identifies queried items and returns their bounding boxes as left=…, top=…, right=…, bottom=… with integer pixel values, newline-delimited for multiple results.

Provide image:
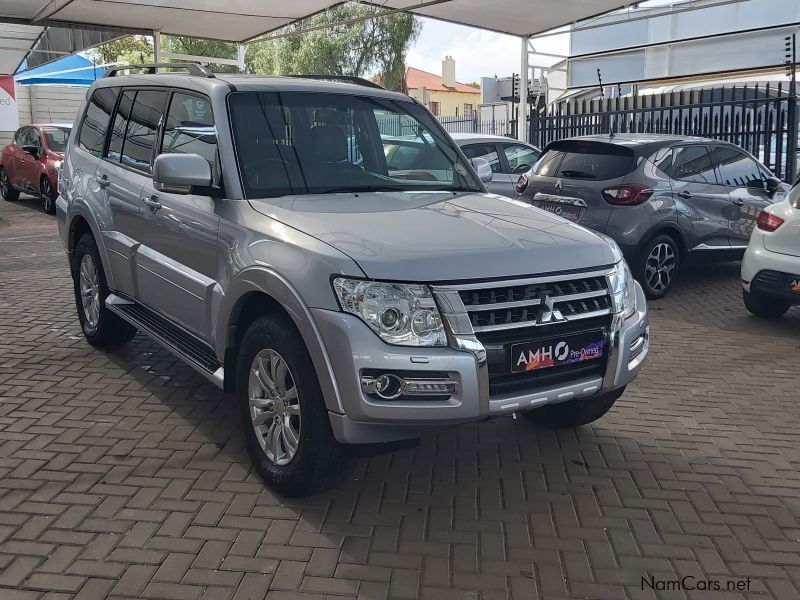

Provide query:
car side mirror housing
left=766, top=176, right=782, bottom=195
left=470, top=157, right=493, bottom=183
left=22, top=144, right=39, bottom=158
left=153, top=153, right=211, bottom=195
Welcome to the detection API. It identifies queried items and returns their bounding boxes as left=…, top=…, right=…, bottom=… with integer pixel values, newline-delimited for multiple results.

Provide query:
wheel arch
left=219, top=268, right=343, bottom=413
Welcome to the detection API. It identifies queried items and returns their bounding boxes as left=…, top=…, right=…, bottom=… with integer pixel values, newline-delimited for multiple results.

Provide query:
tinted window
left=710, top=147, right=764, bottom=187
left=671, top=146, right=717, bottom=184
left=161, top=92, right=217, bottom=173
left=228, top=91, right=480, bottom=199
left=42, top=127, right=70, bottom=152
left=14, top=128, right=26, bottom=146
left=533, top=150, right=564, bottom=177
left=79, top=87, right=119, bottom=157
left=503, top=143, right=540, bottom=174
left=107, top=90, right=135, bottom=161
left=557, top=151, right=635, bottom=180
left=27, top=128, right=41, bottom=150
left=121, top=90, right=167, bottom=173
left=461, top=143, right=502, bottom=173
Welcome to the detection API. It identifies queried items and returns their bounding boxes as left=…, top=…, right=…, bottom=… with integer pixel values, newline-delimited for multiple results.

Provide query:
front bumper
left=315, top=282, right=649, bottom=444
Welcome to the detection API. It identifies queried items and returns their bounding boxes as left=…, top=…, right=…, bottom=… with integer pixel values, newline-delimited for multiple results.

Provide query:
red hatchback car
left=1, top=124, right=71, bottom=214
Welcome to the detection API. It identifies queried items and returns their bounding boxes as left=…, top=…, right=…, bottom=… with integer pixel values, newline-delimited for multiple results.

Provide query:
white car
left=741, top=186, right=800, bottom=318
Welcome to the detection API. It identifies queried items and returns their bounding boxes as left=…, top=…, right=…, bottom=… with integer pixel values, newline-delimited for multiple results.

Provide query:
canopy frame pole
left=153, top=30, right=161, bottom=63
left=518, top=35, right=530, bottom=142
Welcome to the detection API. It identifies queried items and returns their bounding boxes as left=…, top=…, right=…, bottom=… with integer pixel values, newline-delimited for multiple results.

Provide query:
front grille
left=443, top=268, right=614, bottom=397
left=458, top=271, right=612, bottom=333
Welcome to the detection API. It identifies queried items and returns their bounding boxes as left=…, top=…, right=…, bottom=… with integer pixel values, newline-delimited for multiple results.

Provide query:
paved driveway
left=1, top=196, right=800, bottom=600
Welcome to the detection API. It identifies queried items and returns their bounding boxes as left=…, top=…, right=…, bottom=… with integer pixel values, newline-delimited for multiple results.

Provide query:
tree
left=247, top=2, right=420, bottom=91
left=90, top=35, right=153, bottom=65
left=161, top=37, right=239, bottom=74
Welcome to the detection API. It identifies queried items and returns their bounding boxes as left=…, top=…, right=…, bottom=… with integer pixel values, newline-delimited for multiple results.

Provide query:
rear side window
left=120, top=90, right=167, bottom=173
left=79, top=87, right=119, bottom=157
left=106, top=90, right=135, bottom=161
left=533, top=150, right=565, bottom=177
left=534, top=142, right=636, bottom=180
left=671, top=146, right=717, bottom=184
left=160, top=92, right=217, bottom=173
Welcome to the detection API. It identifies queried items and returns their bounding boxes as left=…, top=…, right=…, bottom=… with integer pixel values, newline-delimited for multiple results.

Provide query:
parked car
left=57, top=65, right=649, bottom=496
left=452, top=133, right=541, bottom=197
left=516, top=134, right=788, bottom=299
left=1, top=123, right=72, bottom=214
left=741, top=186, right=800, bottom=318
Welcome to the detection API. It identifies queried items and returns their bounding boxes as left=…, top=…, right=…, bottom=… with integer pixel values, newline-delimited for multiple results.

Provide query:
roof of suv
left=547, top=133, right=737, bottom=157
left=91, top=71, right=412, bottom=102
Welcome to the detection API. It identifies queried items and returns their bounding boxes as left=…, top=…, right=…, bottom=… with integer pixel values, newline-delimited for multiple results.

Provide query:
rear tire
left=635, top=234, right=681, bottom=300
left=743, top=290, right=789, bottom=319
left=72, top=233, right=137, bottom=347
left=0, top=167, right=19, bottom=201
left=521, top=387, right=625, bottom=429
left=236, top=314, right=348, bottom=497
left=40, top=176, right=56, bottom=214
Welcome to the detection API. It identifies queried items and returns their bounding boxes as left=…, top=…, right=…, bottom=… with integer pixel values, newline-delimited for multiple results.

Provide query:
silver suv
left=57, top=64, right=650, bottom=496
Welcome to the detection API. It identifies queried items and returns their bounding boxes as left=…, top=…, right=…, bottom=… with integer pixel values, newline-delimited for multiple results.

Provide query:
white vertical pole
left=237, top=44, right=246, bottom=72
left=153, top=30, right=161, bottom=63
left=518, top=35, right=529, bottom=142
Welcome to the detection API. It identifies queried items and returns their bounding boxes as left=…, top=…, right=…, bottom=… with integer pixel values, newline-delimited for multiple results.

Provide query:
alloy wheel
left=644, top=242, right=676, bottom=294
left=248, top=348, right=301, bottom=466
left=79, top=254, right=101, bottom=328
left=41, top=179, right=52, bottom=212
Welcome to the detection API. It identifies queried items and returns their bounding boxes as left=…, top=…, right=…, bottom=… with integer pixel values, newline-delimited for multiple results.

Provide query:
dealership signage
left=0, top=76, right=19, bottom=132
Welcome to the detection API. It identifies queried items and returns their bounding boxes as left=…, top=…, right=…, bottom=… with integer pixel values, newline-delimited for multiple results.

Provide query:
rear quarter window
left=78, top=87, right=120, bottom=157
left=535, top=141, right=637, bottom=180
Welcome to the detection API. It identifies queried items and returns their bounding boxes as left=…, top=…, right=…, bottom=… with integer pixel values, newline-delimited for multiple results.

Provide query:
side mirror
left=153, top=153, right=211, bottom=195
left=470, top=157, right=493, bottom=183
left=22, top=144, right=39, bottom=158
left=766, top=176, right=782, bottom=195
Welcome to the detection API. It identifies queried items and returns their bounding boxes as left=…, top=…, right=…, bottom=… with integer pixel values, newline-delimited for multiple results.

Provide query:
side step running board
left=106, top=294, right=224, bottom=388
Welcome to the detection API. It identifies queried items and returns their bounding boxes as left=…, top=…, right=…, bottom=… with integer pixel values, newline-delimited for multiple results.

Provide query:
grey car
left=517, top=135, right=787, bottom=298
left=57, top=64, right=649, bottom=496
left=451, top=133, right=541, bottom=197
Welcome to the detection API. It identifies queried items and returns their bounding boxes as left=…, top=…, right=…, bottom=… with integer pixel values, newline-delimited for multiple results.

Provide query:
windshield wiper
left=559, top=169, right=596, bottom=179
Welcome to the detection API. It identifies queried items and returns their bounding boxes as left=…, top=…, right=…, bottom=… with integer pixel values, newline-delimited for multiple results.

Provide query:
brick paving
left=1, top=195, right=800, bottom=600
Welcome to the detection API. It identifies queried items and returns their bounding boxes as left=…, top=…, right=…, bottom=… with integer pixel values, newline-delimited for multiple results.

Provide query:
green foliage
left=247, top=2, right=420, bottom=91
left=161, top=37, right=240, bottom=74
left=90, top=35, right=153, bottom=65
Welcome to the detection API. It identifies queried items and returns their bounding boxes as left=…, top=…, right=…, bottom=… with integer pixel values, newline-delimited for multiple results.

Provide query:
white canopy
left=3, top=0, right=632, bottom=43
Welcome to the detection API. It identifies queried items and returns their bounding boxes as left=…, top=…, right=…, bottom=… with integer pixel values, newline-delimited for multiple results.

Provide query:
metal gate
left=529, top=84, right=799, bottom=182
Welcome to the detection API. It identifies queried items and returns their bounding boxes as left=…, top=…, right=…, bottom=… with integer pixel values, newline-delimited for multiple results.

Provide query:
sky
left=405, top=18, right=570, bottom=85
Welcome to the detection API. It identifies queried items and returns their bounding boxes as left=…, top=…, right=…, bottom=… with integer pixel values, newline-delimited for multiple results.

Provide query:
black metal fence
left=529, top=84, right=799, bottom=181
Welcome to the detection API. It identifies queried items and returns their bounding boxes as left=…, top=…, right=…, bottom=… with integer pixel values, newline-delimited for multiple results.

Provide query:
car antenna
left=598, top=68, right=614, bottom=139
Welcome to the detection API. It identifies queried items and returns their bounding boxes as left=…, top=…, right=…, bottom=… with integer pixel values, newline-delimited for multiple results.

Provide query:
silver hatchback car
left=57, top=64, right=649, bottom=495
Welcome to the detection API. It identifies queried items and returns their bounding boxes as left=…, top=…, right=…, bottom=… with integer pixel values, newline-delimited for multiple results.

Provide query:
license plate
left=534, top=201, right=581, bottom=221
left=511, top=330, right=605, bottom=374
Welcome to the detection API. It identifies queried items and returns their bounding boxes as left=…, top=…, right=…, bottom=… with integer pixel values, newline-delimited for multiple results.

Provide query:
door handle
left=732, top=198, right=745, bottom=206
left=143, top=195, right=162, bottom=211
left=97, top=174, right=110, bottom=189
left=678, top=190, right=693, bottom=199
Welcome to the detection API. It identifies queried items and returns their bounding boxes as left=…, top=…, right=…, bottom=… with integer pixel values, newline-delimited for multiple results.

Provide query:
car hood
left=248, top=191, right=617, bottom=282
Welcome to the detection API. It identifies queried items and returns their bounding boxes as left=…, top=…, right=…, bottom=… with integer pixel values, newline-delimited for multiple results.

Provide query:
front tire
left=0, top=167, right=19, bottom=201
left=636, top=234, right=680, bottom=300
left=72, top=234, right=137, bottom=347
left=236, top=314, right=347, bottom=497
left=40, top=176, right=56, bottom=214
left=521, top=387, right=625, bottom=429
left=743, top=290, right=789, bottom=319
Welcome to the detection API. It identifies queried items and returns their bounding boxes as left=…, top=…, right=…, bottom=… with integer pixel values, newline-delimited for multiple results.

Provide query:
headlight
left=333, top=278, right=447, bottom=347
left=609, top=260, right=636, bottom=319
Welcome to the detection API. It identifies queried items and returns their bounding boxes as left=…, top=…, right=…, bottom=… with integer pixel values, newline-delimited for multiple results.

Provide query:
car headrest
left=310, top=125, right=348, bottom=163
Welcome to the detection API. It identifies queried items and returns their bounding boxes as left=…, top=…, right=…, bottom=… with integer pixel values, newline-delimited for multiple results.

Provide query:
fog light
left=361, top=374, right=458, bottom=400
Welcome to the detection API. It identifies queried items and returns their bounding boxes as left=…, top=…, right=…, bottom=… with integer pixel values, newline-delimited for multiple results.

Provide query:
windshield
left=228, top=91, right=481, bottom=199
left=43, top=127, right=71, bottom=152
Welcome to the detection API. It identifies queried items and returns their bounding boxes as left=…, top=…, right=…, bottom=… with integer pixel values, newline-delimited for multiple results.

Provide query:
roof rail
left=104, top=62, right=216, bottom=79
left=289, top=75, right=384, bottom=90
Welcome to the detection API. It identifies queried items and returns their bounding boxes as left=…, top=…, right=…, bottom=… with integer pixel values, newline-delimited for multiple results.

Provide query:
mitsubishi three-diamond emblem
left=537, top=290, right=566, bottom=325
